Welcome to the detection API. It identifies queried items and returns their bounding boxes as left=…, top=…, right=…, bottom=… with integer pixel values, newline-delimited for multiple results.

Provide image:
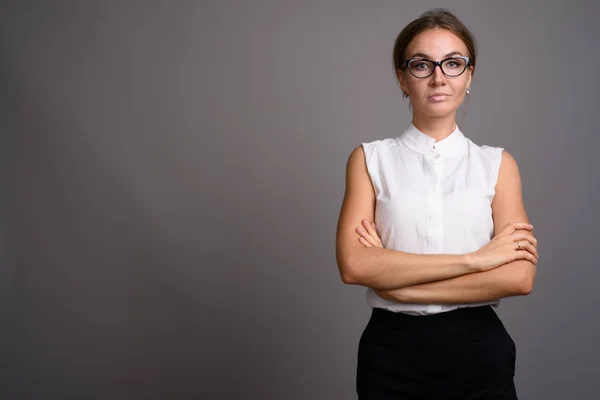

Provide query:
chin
left=422, top=105, right=458, bottom=118
left=413, top=103, right=458, bottom=118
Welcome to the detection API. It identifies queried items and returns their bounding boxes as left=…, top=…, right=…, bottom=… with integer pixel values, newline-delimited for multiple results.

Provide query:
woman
left=335, top=8, right=539, bottom=399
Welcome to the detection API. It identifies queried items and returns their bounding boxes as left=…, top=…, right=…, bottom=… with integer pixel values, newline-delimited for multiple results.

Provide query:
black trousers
left=357, top=305, right=517, bottom=399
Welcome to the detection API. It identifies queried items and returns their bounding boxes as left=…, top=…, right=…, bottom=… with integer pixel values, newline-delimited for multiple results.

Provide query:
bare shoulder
left=498, top=149, right=519, bottom=175
left=347, top=144, right=365, bottom=166
left=346, top=145, right=372, bottom=196
left=495, top=149, right=522, bottom=194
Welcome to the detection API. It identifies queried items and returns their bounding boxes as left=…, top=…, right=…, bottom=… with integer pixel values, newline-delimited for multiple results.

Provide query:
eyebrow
left=409, top=51, right=464, bottom=59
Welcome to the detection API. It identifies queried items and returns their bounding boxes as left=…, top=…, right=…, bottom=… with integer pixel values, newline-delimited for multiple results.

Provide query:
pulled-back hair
left=393, top=9, right=477, bottom=77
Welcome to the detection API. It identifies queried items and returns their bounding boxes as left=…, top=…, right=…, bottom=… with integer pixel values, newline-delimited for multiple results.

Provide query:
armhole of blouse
left=491, top=147, right=505, bottom=195
left=361, top=142, right=379, bottom=198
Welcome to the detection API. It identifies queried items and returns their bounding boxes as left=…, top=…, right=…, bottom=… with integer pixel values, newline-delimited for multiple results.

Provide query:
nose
left=430, top=64, right=446, bottom=86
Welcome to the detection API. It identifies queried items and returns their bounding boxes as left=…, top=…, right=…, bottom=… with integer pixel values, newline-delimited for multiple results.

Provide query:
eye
left=410, top=60, right=432, bottom=70
left=443, top=58, right=466, bottom=70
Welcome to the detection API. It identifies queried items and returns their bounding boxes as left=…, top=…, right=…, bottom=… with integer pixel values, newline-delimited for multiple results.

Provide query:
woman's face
left=398, top=28, right=473, bottom=119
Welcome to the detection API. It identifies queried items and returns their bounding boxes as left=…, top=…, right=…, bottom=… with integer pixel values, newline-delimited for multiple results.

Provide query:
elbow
left=517, top=265, right=537, bottom=295
left=340, top=270, right=358, bottom=285
left=337, top=254, right=365, bottom=285
left=339, top=261, right=361, bottom=285
left=518, top=280, right=533, bottom=295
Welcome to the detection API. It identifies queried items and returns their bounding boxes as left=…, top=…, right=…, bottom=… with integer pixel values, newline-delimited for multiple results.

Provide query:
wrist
left=376, top=288, right=409, bottom=303
left=396, top=287, right=413, bottom=302
left=463, top=253, right=480, bottom=273
left=389, top=287, right=412, bottom=303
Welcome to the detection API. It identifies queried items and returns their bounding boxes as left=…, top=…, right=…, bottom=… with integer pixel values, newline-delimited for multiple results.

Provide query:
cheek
left=406, top=80, right=429, bottom=97
left=451, top=79, right=468, bottom=95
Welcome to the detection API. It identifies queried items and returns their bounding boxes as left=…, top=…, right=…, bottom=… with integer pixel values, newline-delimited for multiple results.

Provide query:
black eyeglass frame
left=402, top=55, right=471, bottom=78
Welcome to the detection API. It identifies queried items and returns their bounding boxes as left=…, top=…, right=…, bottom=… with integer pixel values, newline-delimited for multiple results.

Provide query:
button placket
left=428, top=160, right=444, bottom=315
left=424, top=155, right=437, bottom=254
left=432, top=161, right=444, bottom=250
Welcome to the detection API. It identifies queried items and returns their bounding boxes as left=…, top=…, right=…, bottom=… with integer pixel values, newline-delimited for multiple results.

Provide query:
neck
left=412, top=112, right=457, bottom=142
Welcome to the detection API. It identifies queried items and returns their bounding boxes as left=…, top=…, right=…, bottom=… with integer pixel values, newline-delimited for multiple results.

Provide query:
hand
left=355, top=219, right=383, bottom=248
left=468, top=221, right=539, bottom=272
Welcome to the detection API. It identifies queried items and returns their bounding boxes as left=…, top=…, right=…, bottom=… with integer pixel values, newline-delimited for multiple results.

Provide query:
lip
left=428, top=93, right=450, bottom=102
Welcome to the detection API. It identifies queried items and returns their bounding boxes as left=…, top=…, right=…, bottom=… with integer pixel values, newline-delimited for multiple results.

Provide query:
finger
left=520, top=232, right=539, bottom=249
left=509, top=231, right=538, bottom=248
left=504, top=221, right=533, bottom=234
left=370, top=221, right=380, bottom=236
left=520, top=242, right=539, bottom=260
left=369, top=222, right=383, bottom=247
left=514, top=248, right=535, bottom=264
left=505, top=222, right=533, bottom=236
left=358, top=236, right=373, bottom=248
left=513, top=239, right=538, bottom=259
left=516, top=249, right=538, bottom=265
left=356, top=227, right=378, bottom=247
left=362, top=219, right=378, bottom=237
left=359, top=220, right=383, bottom=248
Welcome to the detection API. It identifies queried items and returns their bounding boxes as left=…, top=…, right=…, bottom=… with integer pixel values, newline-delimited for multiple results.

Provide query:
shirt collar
left=400, top=122, right=467, bottom=159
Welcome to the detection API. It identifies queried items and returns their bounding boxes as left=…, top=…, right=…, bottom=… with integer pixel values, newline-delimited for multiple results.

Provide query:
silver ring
left=517, top=241, right=521, bottom=250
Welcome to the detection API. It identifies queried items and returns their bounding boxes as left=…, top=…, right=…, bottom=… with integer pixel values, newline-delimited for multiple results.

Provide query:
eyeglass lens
left=408, top=58, right=467, bottom=77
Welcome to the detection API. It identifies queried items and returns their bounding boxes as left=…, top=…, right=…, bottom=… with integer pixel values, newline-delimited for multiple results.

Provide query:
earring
left=466, top=87, right=471, bottom=94
left=402, top=92, right=409, bottom=98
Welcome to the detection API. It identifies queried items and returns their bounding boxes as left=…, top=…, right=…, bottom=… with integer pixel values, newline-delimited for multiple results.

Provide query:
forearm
left=380, top=259, right=537, bottom=304
left=341, top=247, right=474, bottom=290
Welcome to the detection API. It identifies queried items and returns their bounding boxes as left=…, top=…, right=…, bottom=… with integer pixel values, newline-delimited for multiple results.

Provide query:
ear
left=396, top=68, right=409, bottom=94
left=465, top=65, right=474, bottom=89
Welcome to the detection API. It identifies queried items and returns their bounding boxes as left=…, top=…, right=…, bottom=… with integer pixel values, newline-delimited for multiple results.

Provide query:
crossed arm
left=375, top=150, right=536, bottom=304
left=373, top=258, right=535, bottom=304
left=336, top=147, right=537, bottom=304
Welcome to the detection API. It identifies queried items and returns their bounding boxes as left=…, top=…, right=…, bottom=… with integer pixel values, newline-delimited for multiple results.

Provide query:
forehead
left=406, top=28, right=468, bottom=58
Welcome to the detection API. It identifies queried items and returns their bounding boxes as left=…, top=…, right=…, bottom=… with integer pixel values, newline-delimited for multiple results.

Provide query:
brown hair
left=392, top=8, right=477, bottom=78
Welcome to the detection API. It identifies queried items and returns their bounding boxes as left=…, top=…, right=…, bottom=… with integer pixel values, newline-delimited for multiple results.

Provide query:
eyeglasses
left=402, top=56, right=471, bottom=78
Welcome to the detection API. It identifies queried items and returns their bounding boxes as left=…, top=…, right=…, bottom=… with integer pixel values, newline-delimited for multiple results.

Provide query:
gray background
left=3, top=0, right=599, bottom=399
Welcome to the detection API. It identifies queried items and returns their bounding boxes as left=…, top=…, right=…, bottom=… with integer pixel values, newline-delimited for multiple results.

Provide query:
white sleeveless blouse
left=361, top=123, right=504, bottom=315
